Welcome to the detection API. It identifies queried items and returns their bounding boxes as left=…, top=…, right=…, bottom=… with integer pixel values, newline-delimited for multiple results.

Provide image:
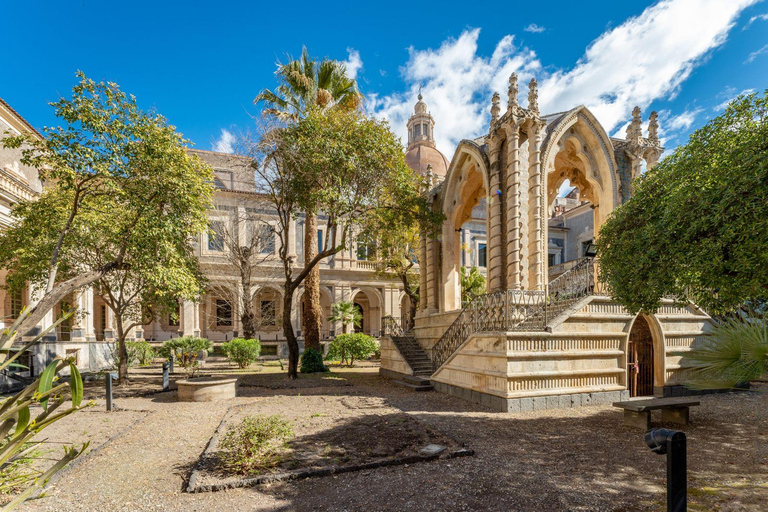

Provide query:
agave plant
left=686, top=312, right=768, bottom=389
left=0, top=308, right=89, bottom=510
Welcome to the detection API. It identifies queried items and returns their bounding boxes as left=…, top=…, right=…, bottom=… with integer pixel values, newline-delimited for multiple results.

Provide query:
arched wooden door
left=628, top=315, right=654, bottom=397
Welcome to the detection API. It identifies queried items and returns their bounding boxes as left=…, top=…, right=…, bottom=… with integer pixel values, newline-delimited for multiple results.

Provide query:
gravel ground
left=17, top=362, right=768, bottom=511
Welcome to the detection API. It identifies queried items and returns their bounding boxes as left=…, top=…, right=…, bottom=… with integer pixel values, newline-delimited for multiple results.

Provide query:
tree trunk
left=115, top=318, right=129, bottom=385
left=400, top=271, right=418, bottom=331
left=282, top=291, right=299, bottom=379
left=302, top=212, right=322, bottom=352
left=17, top=265, right=118, bottom=338
left=240, top=275, right=255, bottom=340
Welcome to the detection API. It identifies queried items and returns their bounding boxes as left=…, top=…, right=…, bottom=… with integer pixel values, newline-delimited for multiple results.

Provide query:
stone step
left=393, top=380, right=434, bottom=392
left=402, top=374, right=432, bottom=385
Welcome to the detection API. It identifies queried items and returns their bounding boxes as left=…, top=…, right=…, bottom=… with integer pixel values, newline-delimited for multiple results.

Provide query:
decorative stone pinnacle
left=491, top=92, right=501, bottom=125
left=626, top=106, right=643, bottom=144
left=508, top=73, right=518, bottom=109
left=648, top=110, right=659, bottom=144
left=425, top=165, right=434, bottom=189
left=527, top=78, right=539, bottom=114
left=418, top=85, right=423, bottom=101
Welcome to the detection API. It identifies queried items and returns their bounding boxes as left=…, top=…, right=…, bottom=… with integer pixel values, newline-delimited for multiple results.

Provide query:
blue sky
left=1, top=0, right=767, bottom=158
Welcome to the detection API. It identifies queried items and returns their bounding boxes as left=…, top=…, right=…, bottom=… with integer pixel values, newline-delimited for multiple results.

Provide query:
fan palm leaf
left=686, top=312, right=768, bottom=389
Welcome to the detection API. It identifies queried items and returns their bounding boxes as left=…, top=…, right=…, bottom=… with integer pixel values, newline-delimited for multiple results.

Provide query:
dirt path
left=19, top=365, right=768, bottom=511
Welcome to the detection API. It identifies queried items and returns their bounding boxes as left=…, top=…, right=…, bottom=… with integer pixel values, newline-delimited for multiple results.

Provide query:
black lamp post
left=645, top=428, right=687, bottom=512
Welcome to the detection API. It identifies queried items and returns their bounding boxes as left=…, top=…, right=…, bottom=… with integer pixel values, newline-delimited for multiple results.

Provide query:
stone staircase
left=390, top=335, right=435, bottom=391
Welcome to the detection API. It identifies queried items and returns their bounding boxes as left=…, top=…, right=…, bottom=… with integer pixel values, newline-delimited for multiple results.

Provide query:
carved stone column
left=426, top=237, right=438, bottom=311
left=504, top=123, right=521, bottom=289
left=487, top=135, right=505, bottom=292
left=418, top=229, right=428, bottom=312
left=527, top=123, right=545, bottom=290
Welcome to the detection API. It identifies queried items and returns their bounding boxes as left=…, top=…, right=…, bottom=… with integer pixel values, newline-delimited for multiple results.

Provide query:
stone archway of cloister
left=252, top=285, right=283, bottom=339
left=541, top=107, right=620, bottom=279
left=440, top=143, right=490, bottom=312
left=351, top=287, right=383, bottom=336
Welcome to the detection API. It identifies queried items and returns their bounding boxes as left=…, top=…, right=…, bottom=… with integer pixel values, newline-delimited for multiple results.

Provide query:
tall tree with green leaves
left=598, top=91, right=768, bottom=315
left=254, top=47, right=362, bottom=355
left=0, top=73, right=213, bottom=381
left=327, top=301, right=362, bottom=334
left=252, top=107, right=422, bottom=378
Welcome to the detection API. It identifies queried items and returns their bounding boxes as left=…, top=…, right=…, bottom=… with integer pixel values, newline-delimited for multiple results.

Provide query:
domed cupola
left=405, top=90, right=449, bottom=177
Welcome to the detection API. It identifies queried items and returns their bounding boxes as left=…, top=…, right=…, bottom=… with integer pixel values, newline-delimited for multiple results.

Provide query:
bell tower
left=407, top=89, right=436, bottom=150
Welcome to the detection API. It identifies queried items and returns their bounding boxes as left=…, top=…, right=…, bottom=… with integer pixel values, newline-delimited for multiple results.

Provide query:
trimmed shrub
left=300, top=347, right=328, bottom=373
left=222, top=338, right=261, bottom=368
left=109, top=339, right=155, bottom=369
left=158, top=336, right=212, bottom=375
left=219, top=415, right=293, bottom=474
left=325, top=333, right=379, bottom=366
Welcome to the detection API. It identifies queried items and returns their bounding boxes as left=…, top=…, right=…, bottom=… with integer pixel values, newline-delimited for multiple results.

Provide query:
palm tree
left=686, top=312, right=767, bottom=389
left=328, top=301, right=363, bottom=335
left=255, top=47, right=363, bottom=355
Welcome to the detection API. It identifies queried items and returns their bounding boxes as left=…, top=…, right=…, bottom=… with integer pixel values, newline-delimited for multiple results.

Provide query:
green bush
left=219, top=415, right=293, bottom=474
left=325, top=333, right=379, bottom=366
left=157, top=336, right=212, bottom=375
left=222, top=338, right=261, bottom=368
left=300, top=347, right=328, bottom=373
left=112, top=340, right=155, bottom=369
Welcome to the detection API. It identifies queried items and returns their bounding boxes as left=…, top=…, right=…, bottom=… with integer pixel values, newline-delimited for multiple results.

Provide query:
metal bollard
left=162, top=362, right=170, bottom=391
left=645, top=428, right=687, bottom=512
left=168, top=354, right=174, bottom=374
left=105, top=372, right=117, bottom=411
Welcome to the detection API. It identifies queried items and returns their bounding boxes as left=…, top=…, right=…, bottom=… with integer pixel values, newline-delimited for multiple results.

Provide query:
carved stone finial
left=626, top=106, right=643, bottom=144
left=425, top=164, right=434, bottom=189
left=418, top=85, right=423, bottom=101
left=508, top=73, right=518, bottom=109
left=491, top=92, right=501, bottom=125
left=527, top=78, right=539, bottom=114
left=648, top=110, right=659, bottom=144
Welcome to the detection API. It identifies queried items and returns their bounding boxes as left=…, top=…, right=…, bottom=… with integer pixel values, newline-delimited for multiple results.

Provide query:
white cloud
left=524, top=24, right=546, bottom=33
left=342, top=48, right=363, bottom=80
left=714, top=87, right=756, bottom=110
left=368, top=29, right=541, bottom=155
left=744, top=12, right=768, bottom=29
left=745, top=43, right=768, bottom=63
left=541, top=0, right=757, bottom=133
left=369, top=0, right=758, bottom=157
left=213, top=128, right=236, bottom=154
left=665, top=107, right=704, bottom=131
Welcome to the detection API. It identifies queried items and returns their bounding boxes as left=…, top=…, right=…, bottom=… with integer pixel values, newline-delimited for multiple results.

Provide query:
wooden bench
left=613, top=397, right=700, bottom=429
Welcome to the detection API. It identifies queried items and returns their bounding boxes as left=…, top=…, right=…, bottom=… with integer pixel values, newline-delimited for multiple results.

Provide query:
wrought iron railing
left=382, top=316, right=408, bottom=337
left=431, top=258, right=608, bottom=370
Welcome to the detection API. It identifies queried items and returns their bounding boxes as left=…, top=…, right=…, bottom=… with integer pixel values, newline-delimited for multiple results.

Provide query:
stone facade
left=382, top=76, right=711, bottom=410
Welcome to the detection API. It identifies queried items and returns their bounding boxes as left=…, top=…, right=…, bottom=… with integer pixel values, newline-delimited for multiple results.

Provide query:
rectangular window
left=10, top=289, right=23, bottom=318
left=260, top=300, right=276, bottom=326
left=208, top=221, right=225, bottom=251
left=581, top=239, right=594, bottom=257
left=548, top=254, right=556, bottom=267
left=478, top=243, right=487, bottom=267
left=317, top=229, right=323, bottom=253
left=216, top=299, right=232, bottom=327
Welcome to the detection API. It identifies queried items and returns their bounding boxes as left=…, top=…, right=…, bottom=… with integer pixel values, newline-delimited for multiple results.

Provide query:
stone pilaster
left=527, top=123, right=545, bottom=290
left=487, top=136, right=505, bottom=292
left=426, top=237, right=438, bottom=311
left=418, top=230, right=428, bottom=312
left=504, top=123, right=522, bottom=289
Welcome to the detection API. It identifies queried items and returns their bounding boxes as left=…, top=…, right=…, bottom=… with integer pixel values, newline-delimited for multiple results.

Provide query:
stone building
left=381, top=75, right=713, bottom=411
left=0, top=96, right=417, bottom=382
left=139, top=149, right=413, bottom=358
